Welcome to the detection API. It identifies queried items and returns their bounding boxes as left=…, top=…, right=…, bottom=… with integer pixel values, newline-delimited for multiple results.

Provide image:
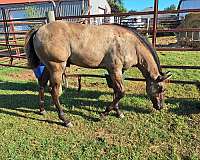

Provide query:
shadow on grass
left=166, top=98, right=200, bottom=115
left=0, top=80, right=38, bottom=92
left=0, top=109, right=64, bottom=126
left=0, top=80, right=152, bottom=125
left=63, top=88, right=152, bottom=113
left=62, top=88, right=152, bottom=121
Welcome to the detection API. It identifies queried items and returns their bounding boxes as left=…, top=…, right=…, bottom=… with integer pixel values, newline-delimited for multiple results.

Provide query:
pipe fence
left=0, top=0, right=199, bottom=88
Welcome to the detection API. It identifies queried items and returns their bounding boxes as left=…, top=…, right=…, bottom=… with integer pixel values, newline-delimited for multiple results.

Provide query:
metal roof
left=0, top=0, right=57, bottom=5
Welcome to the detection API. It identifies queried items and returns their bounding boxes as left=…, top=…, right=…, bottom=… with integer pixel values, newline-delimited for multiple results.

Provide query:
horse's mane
left=111, top=24, right=162, bottom=74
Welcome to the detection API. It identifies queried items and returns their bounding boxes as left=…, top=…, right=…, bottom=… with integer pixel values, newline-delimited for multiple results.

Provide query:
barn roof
left=0, top=0, right=58, bottom=5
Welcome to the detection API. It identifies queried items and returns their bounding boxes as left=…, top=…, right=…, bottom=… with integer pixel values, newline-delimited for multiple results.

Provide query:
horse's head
left=146, top=72, right=171, bottom=110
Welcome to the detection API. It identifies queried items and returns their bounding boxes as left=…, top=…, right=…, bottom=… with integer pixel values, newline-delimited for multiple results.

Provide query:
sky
left=124, top=0, right=180, bottom=11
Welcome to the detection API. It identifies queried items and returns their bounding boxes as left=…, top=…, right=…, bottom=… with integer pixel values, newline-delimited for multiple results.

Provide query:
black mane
left=113, top=24, right=162, bottom=74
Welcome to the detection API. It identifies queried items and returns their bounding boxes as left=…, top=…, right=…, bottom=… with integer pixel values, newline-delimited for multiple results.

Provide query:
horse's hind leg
left=101, top=69, right=125, bottom=118
left=38, top=67, right=50, bottom=115
left=49, top=63, right=72, bottom=127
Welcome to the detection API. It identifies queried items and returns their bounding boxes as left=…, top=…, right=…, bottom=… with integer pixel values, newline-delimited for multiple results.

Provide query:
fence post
left=152, top=0, right=158, bottom=48
left=46, top=11, right=55, bottom=23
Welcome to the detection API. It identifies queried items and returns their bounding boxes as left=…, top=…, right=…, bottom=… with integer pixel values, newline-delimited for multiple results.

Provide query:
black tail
left=24, top=29, right=40, bottom=69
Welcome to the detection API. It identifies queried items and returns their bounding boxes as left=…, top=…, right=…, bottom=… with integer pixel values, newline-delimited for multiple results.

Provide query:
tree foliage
left=128, top=9, right=136, bottom=13
left=25, top=6, right=40, bottom=18
left=164, top=4, right=176, bottom=11
left=107, top=0, right=127, bottom=13
left=25, top=6, right=41, bottom=29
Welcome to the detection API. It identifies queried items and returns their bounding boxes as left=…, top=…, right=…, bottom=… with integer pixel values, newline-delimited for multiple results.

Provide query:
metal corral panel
left=58, top=0, right=88, bottom=16
left=0, top=0, right=55, bottom=5
left=0, top=0, right=88, bottom=20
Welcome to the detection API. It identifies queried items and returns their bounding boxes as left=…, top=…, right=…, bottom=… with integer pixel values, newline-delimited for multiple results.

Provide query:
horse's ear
left=156, top=73, right=172, bottom=82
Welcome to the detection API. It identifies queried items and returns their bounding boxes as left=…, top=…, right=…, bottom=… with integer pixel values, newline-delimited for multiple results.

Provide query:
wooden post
left=46, top=11, right=55, bottom=23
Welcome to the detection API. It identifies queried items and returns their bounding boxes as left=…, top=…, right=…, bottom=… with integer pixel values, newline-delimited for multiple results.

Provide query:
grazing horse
left=25, top=21, right=171, bottom=127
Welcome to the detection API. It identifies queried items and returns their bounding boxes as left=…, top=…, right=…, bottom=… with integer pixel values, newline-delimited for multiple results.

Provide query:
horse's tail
left=24, top=28, right=40, bottom=69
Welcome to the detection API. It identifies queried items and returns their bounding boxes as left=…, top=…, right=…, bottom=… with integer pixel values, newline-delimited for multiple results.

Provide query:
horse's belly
left=69, top=53, right=104, bottom=68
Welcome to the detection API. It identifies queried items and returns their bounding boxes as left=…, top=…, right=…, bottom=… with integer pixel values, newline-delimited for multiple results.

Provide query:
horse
left=25, top=21, right=171, bottom=127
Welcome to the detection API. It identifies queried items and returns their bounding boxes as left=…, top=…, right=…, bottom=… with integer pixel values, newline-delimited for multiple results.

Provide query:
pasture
left=0, top=51, right=199, bottom=159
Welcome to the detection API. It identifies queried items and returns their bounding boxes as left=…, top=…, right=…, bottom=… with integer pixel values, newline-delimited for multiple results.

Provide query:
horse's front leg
left=113, top=93, right=125, bottom=118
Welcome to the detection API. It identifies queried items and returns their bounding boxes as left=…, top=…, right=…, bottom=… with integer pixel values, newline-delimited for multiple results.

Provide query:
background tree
left=128, top=9, right=136, bottom=13
left=25, top=6, right=41, bottom=29
left=107, top=0, right=127, bottom=13
left=164, top=4, right=176, bottom=11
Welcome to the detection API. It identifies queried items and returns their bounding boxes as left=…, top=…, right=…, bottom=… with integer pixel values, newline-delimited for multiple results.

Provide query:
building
left=0, top=0, right=111, bottom=24
left=121, top=6, right=179, bottom=30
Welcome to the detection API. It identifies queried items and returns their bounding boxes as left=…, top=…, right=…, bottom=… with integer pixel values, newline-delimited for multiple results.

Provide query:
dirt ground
left=7, top=70, right=35, bottom=81
left=156, top=36, right=177, bottom=46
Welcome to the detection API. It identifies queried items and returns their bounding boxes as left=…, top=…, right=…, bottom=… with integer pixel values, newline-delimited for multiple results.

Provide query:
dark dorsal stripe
left=112, top=24, right=162, bottom=74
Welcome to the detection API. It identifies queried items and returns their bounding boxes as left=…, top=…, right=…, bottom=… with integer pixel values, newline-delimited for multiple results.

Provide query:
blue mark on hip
left=33, top=63, right=45, bottom=79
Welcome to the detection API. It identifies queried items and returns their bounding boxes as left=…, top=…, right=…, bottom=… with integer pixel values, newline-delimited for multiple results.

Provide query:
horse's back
left=34, top=21, right=138, bottom=69
left=67, top=23, right=138, bottom=69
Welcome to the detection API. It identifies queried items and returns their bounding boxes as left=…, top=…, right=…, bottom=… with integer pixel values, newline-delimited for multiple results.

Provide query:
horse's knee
left=51, top=84, right=62, bottom=97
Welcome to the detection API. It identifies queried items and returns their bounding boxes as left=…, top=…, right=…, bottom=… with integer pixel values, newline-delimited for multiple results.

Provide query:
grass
left=0, top=51, right=200, bottom=159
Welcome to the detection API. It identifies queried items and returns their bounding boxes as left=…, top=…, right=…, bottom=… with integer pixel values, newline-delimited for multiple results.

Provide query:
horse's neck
left=137, top=51, right=161, bottom=81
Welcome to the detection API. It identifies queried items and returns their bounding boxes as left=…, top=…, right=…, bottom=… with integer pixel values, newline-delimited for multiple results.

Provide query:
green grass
left=0, top=51, right=200, bottom=159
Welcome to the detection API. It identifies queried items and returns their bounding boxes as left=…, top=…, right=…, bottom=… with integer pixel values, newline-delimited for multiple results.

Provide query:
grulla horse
left=25, top=21, right=171, bottom=127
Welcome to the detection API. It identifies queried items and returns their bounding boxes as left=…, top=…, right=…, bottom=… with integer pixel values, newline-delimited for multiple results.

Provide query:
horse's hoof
left=117, top=113, right=125, bottom=119
left=64, top=122, right=73, bottom=128
left=39, top=110, right=47, bottom=115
